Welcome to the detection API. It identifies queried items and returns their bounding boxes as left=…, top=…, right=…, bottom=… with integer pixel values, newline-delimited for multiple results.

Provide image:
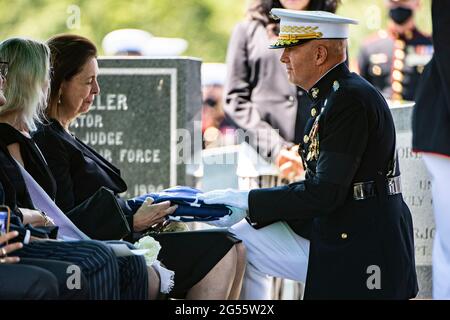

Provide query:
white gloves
left=199, top=189, right=250, bottom=228
left=206, top=206, right=248, bottom=228
left=199, top=189, right=250, bottom=210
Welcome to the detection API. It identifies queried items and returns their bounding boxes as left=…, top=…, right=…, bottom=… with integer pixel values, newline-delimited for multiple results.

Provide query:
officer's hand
left=0, top=231, right=23, bottom=264
left=134, top=197, right=178, bottom=232
left=276, top=147, right=304, bottom=182
left=206, top=206, right=248, bottom=228
left=199, top=189, right=250, bottom=210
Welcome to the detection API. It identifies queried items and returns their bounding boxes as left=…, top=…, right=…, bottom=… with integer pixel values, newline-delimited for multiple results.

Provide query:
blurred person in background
left=358, top=0, right=433, bottom=102
left=201, top=63, right=236, bottom=149
left=102, top=28, right=188, bottom=56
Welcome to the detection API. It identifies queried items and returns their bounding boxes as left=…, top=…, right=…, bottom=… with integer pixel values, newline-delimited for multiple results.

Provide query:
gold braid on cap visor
left=273, top=25, right=323, bottom=46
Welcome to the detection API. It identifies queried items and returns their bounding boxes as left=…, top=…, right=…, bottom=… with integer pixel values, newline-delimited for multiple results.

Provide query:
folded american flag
left=127, top=186, right=231, bottom=222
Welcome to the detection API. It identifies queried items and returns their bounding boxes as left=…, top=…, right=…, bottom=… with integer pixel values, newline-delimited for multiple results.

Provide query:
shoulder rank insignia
left=333, top=80, right=340, bottom=92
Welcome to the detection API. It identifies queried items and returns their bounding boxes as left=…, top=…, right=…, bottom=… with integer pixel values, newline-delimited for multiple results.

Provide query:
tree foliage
left=0, top=0, right=431, bottom=63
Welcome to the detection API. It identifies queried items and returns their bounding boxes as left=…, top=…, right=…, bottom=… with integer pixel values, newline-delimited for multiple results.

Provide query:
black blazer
left=224, top=20, right=312, bottom=158
left=248, top=64, right=418, bottom=299
left=0, top=124, right=56, bottom=207
left=413, top=0, right=450, bottom=157
left=33, top=120, right=132, bottom=216
left=0, top=123, right=57, bottom=240
left=0, top=161, right=34, bottom=241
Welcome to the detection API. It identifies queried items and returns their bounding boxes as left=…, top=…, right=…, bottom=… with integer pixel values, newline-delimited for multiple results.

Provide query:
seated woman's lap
left=152, top=229, right=241, bottom=299
left=17, top=239, right=148, bottom=299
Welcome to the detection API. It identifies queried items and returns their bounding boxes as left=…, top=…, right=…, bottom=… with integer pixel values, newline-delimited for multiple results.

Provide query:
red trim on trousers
left=412, top=149, right=450, bottom=160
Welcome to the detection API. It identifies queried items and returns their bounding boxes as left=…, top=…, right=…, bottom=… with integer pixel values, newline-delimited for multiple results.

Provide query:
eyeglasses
left=0, top=61, right=8, bottom=79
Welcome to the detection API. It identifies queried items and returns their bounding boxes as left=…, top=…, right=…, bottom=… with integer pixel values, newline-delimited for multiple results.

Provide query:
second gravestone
left=390, top=103, right=435, bottom=298
left=70, top=57, right=202, bottom=198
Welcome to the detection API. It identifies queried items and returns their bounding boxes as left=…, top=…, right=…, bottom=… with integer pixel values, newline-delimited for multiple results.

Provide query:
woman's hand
left=133, top=198, right=178, bottom=232
left=20, top=208, right=55, bottom=227
left=0, top=231, right=23, bottom=264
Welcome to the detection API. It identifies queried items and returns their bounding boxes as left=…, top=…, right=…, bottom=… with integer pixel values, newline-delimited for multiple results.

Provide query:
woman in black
left=1, top=71, right=86, bottom=300
left=34, top=34, right=245, bottom=299
left=0, top=38, right=150, bottom=300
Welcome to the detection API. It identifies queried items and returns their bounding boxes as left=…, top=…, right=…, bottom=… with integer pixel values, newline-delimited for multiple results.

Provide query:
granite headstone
left=390, top=103, right=434, bottom=298
left=70, top=57, right=202, bottom=198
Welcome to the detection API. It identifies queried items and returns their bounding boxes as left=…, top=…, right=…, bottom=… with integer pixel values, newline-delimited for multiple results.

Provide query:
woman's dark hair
left=46, top=34, right=97, bottom=117
left=247, top=0, right=340, bottom=36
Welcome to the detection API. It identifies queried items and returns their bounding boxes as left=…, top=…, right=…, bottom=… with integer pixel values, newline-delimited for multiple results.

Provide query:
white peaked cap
left=102, top=29, right=154, bottom=55
left=269, top=9, right=358, bottom=49
left=143, top=37, right=188, bottom=56
left=201, top=63, right=227, bottom=86
left=102, top=28, right=188, bottom=56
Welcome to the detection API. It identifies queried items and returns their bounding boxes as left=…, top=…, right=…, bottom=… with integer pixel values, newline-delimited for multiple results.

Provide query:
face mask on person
left=389, top=6, right=413, bottom=25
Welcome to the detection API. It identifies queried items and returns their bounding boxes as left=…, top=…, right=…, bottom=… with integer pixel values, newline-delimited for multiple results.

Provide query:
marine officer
left=358, top=0, right=433, bottom=102
left=201, top=9, right=419, bottom=299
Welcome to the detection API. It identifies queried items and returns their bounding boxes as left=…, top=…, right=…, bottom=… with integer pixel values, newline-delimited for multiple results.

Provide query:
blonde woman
left=0, top=37, right=153, bottom=300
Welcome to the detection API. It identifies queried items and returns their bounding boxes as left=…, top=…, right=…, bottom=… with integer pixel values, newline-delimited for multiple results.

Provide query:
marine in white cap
left=200, top=9, right=418, bottom=299
left=358, top=0, right=432, bottom=102
left=102, top=28, right=188, bottom=56
left=102, top=28, right=154, bottom=56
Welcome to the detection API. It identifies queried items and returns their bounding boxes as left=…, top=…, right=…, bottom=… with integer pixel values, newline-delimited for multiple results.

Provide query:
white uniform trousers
left=230, top=219, right=310, bottom=300
left=423, top=153, right=450, bottom=299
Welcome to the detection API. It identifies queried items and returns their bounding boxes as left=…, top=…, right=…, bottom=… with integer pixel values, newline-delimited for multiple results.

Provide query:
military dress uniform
left=412, top=0, right=450, bottom=299
left=249, top=61, right=418, bottom=299
left=358, top=28, right=433, bottom=101
left=213, top=9, right=418, bottom=300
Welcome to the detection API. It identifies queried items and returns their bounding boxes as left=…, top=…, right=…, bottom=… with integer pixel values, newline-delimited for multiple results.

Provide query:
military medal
left=306, top=117, right=320, bottom=161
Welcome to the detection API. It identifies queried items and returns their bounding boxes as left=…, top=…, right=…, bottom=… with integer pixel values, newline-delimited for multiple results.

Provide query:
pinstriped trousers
left=16, top=239, right=148, bottom=300
left=107, top=240, right=149, bottom=300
